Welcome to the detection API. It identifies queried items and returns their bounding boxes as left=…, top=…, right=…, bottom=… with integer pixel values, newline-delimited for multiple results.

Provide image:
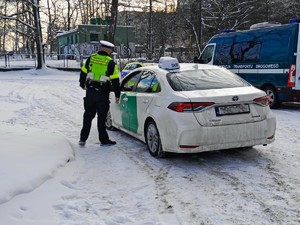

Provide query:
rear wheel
left=145, top=121, right=165, bottom=158
left=263, top=85, right=281, bottom=109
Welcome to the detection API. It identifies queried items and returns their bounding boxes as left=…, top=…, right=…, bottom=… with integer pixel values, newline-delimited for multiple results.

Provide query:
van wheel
left=263, top=86, right=281, bottom=109
left=145, top=121, right=165, bottom=158
left=105, top=110, right=116, bottom=131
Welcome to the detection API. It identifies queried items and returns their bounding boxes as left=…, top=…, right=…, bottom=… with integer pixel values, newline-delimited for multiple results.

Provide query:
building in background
left=56, top=18, right=135, bottom=59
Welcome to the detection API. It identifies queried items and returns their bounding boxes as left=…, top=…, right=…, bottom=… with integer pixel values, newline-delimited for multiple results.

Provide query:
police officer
left=79, top=40, right=120, bottom=146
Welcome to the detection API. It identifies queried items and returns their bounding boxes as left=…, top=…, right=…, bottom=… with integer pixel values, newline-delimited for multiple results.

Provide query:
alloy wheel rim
left=106, top=112, right=112, bottom=127
left=266, top=90, right=274, bottom=105
left=147, top=124, right=159, bottom=153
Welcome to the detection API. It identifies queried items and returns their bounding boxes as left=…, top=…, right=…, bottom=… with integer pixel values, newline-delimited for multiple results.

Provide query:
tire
left=105, top=110, right=116, bottom=131
left=145, top=121, right=165, bottom=158
left=263, top=85, right=281, bottom=109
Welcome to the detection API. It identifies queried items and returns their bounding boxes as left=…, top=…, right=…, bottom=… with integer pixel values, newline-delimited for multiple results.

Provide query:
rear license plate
left=215, top=104, right=250, bottom=116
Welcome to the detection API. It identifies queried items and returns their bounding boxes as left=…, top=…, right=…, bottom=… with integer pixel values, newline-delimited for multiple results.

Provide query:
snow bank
left=0, top=124, right=74, bottom=204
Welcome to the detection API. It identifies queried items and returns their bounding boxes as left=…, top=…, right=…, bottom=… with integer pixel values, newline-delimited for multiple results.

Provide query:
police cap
left=100, top=40, right=115, bottom=50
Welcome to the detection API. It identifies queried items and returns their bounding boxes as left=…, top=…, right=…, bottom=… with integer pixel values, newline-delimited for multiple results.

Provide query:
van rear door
left=295, top=23, right=300, bottom=90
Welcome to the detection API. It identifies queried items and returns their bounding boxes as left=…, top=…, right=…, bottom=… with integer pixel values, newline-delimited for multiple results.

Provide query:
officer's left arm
left=111, top=78, right=120, bottom=99
left=107, top=60, right=121, bottom=101
left=79, top=57, right=90, bottom=89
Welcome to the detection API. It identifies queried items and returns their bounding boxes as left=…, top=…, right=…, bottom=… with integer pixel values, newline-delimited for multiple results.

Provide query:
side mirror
left=194, top=56, right=204, bottom=63
left=193, top=56, right=199, bottom=63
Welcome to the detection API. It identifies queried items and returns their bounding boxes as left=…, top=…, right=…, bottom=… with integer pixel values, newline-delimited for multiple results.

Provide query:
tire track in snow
left=6, top=80, right=83, bottom=140
left=116, top=138, right=218, bottom=224
left=191, top=149, right=299, bottom=225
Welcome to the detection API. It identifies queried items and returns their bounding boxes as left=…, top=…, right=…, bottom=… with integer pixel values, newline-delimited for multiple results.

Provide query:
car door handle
left=142, top=99, right=149, bottom=103
left=123, top=97, right=128, bottom=102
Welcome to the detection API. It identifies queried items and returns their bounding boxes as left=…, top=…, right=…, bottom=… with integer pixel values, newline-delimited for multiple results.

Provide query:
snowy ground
left=0, top=67, right=299, bottom=225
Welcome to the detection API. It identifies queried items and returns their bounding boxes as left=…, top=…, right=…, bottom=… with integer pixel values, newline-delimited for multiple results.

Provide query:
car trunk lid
left=180, top=87, right=269, bottom=126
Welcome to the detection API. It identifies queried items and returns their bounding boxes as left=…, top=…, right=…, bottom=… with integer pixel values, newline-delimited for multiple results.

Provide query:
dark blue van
left=197, top=20, right=300, bottom=108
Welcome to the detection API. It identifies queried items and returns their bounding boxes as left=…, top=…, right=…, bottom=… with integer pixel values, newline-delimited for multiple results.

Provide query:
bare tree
left=107, top=0, right=118, bottom=42
left=1, top=0, right=299, bottom=64
left=32, top=0, right=44, bottom=69
left=0, top=0, right=9, bottom=52
left=0, top=0, right=45, bottom=69
left=42, top=0, right=79, bottom=53
left=287, top=0, right=300, bottom=18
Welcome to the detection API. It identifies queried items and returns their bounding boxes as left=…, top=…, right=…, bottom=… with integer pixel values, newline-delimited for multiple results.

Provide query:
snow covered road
left=0, top=68, right=299, bottom=225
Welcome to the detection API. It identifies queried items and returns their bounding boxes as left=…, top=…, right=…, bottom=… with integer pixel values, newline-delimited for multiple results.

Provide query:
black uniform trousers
left=80, top=87, right=110, bottom=143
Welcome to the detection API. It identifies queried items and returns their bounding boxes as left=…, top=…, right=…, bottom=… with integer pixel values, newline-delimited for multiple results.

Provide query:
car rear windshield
left=166, top=68, right=250, bottom=91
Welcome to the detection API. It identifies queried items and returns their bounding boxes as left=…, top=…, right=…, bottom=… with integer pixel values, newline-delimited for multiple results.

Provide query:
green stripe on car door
left=121, top=93, right=138, bottom=133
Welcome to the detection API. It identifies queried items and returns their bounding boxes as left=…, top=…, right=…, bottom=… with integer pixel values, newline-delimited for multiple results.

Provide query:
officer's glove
left=80, top=82, right=86, bottom=90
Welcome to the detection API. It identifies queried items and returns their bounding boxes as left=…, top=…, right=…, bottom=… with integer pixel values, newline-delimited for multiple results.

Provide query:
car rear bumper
left=161, top=116, right=276, bottom=154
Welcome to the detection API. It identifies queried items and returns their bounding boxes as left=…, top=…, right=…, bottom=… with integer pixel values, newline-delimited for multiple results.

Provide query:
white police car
left=107, top=57, right=276, bottom=158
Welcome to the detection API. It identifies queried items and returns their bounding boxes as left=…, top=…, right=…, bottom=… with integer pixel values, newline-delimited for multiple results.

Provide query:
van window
left=212, top=25, right=296, bottom=66
left=242, top=41, right=261, bottom=62
left=215, top=43, right=232, bottom=64
left=230, top=41, right=261, bottom=63
left=260, top=30, right=291, bottom=62
left=199, top=45, right=214, bottom=63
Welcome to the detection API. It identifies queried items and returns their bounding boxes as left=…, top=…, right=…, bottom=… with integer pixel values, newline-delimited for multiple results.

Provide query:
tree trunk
left=107, top=0, right=118, bottom=43
left=32, top=0, right=44, bottom=69
left=1, top=3, right=8, bottom=52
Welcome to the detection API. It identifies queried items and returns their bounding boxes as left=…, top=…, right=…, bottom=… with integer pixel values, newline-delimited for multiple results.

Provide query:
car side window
left=121, top=71, right=142, bottom=91
left=129, top=64, right=136, bottom=70
left=136, top=71, right=160, bottom=93
left=150, top=76, right=160, bottom=92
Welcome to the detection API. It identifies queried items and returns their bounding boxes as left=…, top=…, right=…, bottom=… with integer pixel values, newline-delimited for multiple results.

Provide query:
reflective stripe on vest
left=81, top=64, right=88, bottom=73
left=110, top=64, right=120, bottom=80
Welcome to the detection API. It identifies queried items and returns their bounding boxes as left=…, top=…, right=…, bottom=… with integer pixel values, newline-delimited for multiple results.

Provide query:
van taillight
left=288, top=64, right=296, bottom=87
left=168, top=102, right=214, bottom=112
left=254, top=96, right=270, bottom=106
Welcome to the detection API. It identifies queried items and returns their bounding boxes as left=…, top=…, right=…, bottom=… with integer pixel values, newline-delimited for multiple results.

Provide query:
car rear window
left=167, top=68, right=250, bottom=91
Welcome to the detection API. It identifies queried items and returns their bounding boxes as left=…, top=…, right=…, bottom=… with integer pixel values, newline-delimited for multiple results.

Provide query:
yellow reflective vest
left=81, top=54, right=119, bottom=81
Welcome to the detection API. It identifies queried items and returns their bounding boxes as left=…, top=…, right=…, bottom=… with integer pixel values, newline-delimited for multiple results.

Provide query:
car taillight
left=168, top=102, right=214, bottom=112
left=253, top=96, right=270, bottom=106
left=288, top=64, right=296, bottom=87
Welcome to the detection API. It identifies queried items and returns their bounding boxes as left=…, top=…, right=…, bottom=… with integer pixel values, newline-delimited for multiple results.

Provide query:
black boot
left=101, top=140, right=116, bottom=146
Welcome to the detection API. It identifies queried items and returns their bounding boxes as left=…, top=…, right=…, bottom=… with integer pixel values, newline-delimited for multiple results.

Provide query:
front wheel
left=263, top=85, right=281, bottom=109
left=105, top=110, right=116, bottom=131
left=145, top=121, right=165, bottom=158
